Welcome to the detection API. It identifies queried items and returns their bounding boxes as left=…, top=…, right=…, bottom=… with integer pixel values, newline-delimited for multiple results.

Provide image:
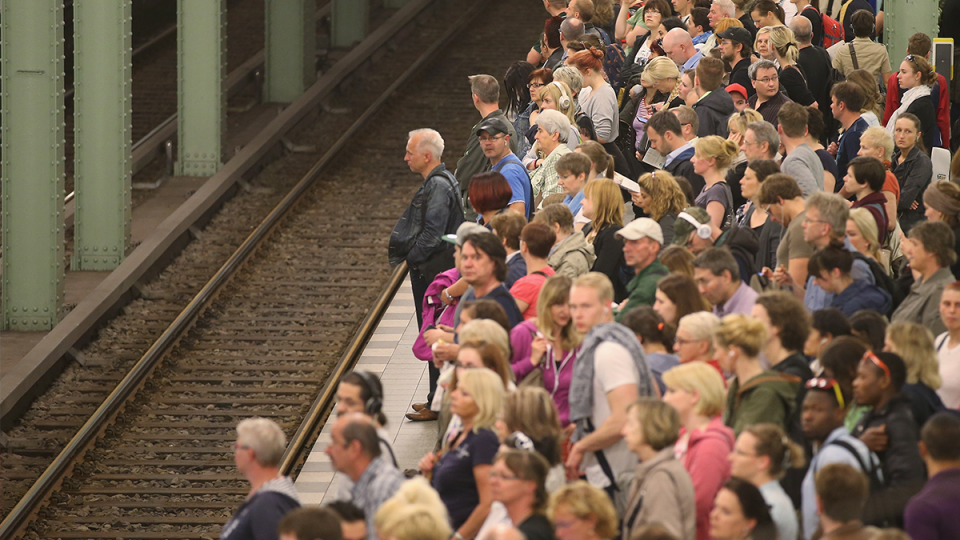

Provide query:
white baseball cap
left=616, top=217, right=664, bottom=244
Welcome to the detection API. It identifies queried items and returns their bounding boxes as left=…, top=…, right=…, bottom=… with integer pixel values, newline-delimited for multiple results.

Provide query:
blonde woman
left=630, top=57, right=682, bottom=149
left=847, top=208, right=886, bottom=271
left=691, top=136, right=739, bottom=228
left=581, top=179, right=628, bottom=301
left=419, top=368, right=504, bottom=539
left=846, top=69, right=884, bottom=126
left=674, top=312, right=723, bottom=372
left=766, top=25, right=816, bottom=106
left=634, top=171, right=687, bottom=245
left=375, top=478, right=450, bottom=539
left=884, top=321, right=946, bottom=427
left=547, top=481, right=619, bottom=540
left=726, top=108, right=763, bottom=147
left=509, top=275, right=582, bottom=426
left=714, top=314, right=801, bottom=435
left=754, top=26, right=776, bottom=62
left=662, top=362, right=734, bottom=540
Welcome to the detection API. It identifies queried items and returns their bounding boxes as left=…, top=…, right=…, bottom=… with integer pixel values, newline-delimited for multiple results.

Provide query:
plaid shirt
left=351, top=456, right=405, bottom=540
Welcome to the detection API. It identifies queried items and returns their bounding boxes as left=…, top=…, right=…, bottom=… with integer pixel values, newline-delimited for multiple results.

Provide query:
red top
left=883, top=72, right=951, bottom=149
left=509, top=267, right=556, bottom=320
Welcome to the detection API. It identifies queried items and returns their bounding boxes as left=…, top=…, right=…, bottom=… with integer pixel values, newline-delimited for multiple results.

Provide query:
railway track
left=1, top=0, right=540, bottom=538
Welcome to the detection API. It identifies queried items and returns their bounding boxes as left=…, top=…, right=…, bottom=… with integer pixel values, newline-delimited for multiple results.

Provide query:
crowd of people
left=222, top=1, right=960, bottom=540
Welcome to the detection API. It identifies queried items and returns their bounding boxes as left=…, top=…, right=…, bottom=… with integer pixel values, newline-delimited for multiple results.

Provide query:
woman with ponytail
left=767, top=25, right=816, bottom=107
left=885, top=54, right=939, bottom=152
left=729, top=423, right=804, bottom=540
left=621, top=306, right=679, bottom=396
left=691, top=136, right=740, bottom=229
left=627, top=56, right=682, bottom=153
left=569, top=47, right=632, bottom=176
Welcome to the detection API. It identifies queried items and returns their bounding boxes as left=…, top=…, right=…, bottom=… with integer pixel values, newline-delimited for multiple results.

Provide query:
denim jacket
left=389, top=164, right=464, bottom=268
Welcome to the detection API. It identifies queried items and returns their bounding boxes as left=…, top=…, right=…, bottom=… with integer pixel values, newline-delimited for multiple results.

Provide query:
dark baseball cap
left=717, top=27, right=752, bottom=45
left=475, top=116, right=513, bottom=137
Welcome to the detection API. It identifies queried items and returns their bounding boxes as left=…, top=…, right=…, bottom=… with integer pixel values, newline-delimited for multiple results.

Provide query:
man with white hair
left=663, top=28, right=703, bottom=71
left=702, top=0, right=735, bottom=52
left=222, top=418, right=301, bottom=540
left=529, top=110, right=573, bottom=204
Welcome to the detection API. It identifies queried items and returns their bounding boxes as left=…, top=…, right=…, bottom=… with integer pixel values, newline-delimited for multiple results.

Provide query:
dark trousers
left=409, top=266, right=440, bottom=407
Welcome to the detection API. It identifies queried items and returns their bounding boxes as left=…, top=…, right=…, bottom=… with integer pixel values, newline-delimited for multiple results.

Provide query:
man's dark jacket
left=389, top=164, right=464, bottom=269
left=665, top=145, right=705, bottom=197
left=693, top=89, right=735, bottom=138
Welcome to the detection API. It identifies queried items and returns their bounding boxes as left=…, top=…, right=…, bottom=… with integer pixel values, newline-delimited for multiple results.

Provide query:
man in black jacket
left=692, top=57, right=735, bottom=138
left=718, top=27, right=754, bottom=97
left=792, top=15, right=836, bottom=141
left=646, top=110, right=705, bottom=196
left=852, top=351, right=927, bottom=527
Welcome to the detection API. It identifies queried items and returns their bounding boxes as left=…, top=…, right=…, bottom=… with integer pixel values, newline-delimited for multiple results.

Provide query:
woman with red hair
left=568, top=47, right=631, bottom=177
left=468, top=172, right=514, bottom=228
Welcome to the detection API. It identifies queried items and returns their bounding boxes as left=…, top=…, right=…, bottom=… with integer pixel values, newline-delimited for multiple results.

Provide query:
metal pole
left=1, top=0, right=66, bottom=330
left=176, top=0, right=227, bottom=177
left=265, top=0, right=317, bottom=102
left=72, top=0, right=133, bottom=271
left=884, top=0, right=940, bottom=68
left=332, top=0, right=369, bottom=48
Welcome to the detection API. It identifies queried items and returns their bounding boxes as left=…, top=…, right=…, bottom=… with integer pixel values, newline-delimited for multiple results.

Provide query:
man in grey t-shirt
left=777, top=102, right=823, bottom=198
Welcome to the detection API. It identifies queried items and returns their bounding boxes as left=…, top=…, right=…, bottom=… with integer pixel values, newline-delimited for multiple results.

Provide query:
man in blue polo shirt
left=478, top=116, right=533, bottom=220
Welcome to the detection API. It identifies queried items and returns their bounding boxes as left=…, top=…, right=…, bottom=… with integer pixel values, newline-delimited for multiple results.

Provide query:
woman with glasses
left=420, top=368, right=504, bottom=540
left=662, top=361, right=734, bottom=540
left=890, top=113, right=933, bottom=234
left=851, top=351, right=926, bottom=523
left=621, top=397, right=696, bottom=540
left=728, top=424, right=803, bottom=540
left=885, top=54, right=939, bottom=151
left=487, top=450, right=556, bottom=540
left=674, top=311, right=722, bottom=371
left=547, top=481, right=618, bottom=540
left=624, top=0, right=673, bottom=68
left=525, top=68, right=554, bottom=134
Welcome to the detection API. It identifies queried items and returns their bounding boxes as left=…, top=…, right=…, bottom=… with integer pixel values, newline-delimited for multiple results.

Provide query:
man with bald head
left=792, top=15, right=833, bottom=135
left=663, top=28, right=702, bottom=71
left=326, top=413, right=405, bottom=540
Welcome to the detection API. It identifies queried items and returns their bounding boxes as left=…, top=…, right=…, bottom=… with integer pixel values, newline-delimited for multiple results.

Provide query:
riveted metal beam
left=884, top=0, right=940, bottom=69
left=1, top=0, right=66, bottom=331
left=72, top=0, right=133, bottom=271
left=384, top=0, right=411, bottom=7
left=176, top=0, right=227, bottom=177
left=332, top=0, right=369, bottom=48
left=265, top=0, right=317, bottom=102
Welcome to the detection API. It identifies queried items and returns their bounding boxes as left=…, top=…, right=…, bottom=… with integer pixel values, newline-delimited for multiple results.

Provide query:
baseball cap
left=671, top=206, right=711, bottom=246
left=442, top=222, right=488, bottom=245
left=726, top=83, right=748, bottom=100
left=616, top=217, right=664, bottom=244
left=717, top=27, right=752, bottom=45
left=475, top=116, right=513, bottom=137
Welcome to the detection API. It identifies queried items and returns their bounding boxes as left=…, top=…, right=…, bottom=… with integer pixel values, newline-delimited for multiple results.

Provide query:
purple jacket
left=905, top=468, right=960, bottom=540
left=412, top=268, right=460, bottom=361
left=510, top=321, right=579, bottom=426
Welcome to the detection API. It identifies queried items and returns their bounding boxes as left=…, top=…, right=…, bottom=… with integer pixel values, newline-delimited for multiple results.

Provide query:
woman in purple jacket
left=510, top=275, right=581, bottom=426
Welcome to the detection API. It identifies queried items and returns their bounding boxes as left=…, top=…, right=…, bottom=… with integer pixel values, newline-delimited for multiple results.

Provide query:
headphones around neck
left=550, top=81, right=572, bottom=110
left=678, top=211, right=712, bottom=239
left=354, top=371, right=383, bottom=416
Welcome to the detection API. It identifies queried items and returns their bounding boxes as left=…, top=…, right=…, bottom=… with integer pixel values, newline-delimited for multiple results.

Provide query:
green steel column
left=383, top=0, right=410, bottom=7
left=176, top=0, right=226, bottom=177
left=264, top=0, right=316, bottom=102
left=72, top=0, right=133, bottom=271
left=884, top=0, right=940, bottom=68
left=1, top=0, right=66, bottom=331
left=332, top=0, right=369, bottom=48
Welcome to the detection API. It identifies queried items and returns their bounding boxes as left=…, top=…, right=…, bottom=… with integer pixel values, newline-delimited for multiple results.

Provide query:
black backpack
left=850, top=251, right=903, bottom=315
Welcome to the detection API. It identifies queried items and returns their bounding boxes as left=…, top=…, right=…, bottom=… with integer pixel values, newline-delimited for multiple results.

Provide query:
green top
left=844, top=404, right=870, bottom=432
left=724, top=371, right=802, bottom=435
left=616, top=259, right=668, bottom=322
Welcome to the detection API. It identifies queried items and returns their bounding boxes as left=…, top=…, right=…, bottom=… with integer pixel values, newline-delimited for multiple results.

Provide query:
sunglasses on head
left=805, top=377, right=845, bottom=409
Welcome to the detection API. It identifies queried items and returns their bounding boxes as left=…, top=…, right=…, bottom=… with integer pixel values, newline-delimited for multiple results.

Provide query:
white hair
left=409, top=128, right=445, bottom=159
left=535, top=109, right=571, bottom=143
left=712, top=0, right=736, bottom=18
left=237, top=417, right=287, bottom=467
left=678, top=311, right=721, bottom=353
left=552, top=66, right=584, bottom=96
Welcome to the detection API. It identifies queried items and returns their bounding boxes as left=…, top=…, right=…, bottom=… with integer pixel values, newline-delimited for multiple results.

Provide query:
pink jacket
left=679, top=416, right=735, bottom=540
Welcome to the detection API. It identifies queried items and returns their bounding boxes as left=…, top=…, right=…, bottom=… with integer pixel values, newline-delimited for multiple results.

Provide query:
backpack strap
left=848, top=43, right=860, bottom=70
left=493, top=154, right=524, bottom=172
left=936, top=333, right=950, bottom=352
left=585, top=419, right=620, bottom=492
left=825, top=438, right=882, bottom=489
left=531, top=270, right=550, bottom=278
left=379, top=437, right=399, bottom=468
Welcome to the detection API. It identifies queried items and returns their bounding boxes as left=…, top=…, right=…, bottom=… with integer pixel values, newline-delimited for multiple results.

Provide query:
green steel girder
left=176, top=0, right=227, bottom=177
left=72, top=0, right=133, bottom=271
left=332, top=0, right=369, bottom=48
left=265, top=0, right=317, bottom=103
left=1, top=0, right=67, bottom=331
left=884, top=0, right=940, bottom=68
left=383, top=0, right=410, bottom=7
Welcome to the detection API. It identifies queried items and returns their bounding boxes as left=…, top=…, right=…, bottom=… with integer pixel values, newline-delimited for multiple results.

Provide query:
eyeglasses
left=805, top=377, right=845, bottom=409
left=803, top=216, right=828, bottom=225
left=233, top=443, right=252, bottom=451
left=754, top=76, right=779, bottom=84
left=674, top=337, right=701, bottom=346
left=863, top=351, right=891, bottom=380
left=454, top=361, right=477, bottom=370
left=488, top=471, right=520, bottom=480
left=527, top=82, right=545, bottom=89
left=478, top=135, right=505, bottom=143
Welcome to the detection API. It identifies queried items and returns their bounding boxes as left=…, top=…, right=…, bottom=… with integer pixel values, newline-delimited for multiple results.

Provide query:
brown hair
left=520, top=222, right=557, bottom=259
left=777, top=101, right=810, bottom=139
left=637, top=171, right=687, bottom=221
left=758, top=173, right=802, bottom=204
left=490, top=212, right=527, bottom=251
left=743, top=423, right=805, bottom=478
left=658, top=246, right=697, bottom=278
left=576, top=141, right=615, bottom=178
left=909, top=220, right=958, bottom=269
left=903, top=54, right=938, bottom=86
left=815, top=463, right=870, bottom=522
left=907, top=32, right=933, bottom=56
left=755, top=291, right=810, bottom=352
left=657, top=273, right=711, bottom=322
left=695, top=56, right=725, bottom=92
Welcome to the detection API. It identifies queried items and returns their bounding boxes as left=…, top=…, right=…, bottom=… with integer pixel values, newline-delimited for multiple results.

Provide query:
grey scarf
left=569, top=322, right=656, bottom=440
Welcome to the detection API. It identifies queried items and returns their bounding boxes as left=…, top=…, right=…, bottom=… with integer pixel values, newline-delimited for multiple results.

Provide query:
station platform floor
left=295, top=277, right=439, bottom=504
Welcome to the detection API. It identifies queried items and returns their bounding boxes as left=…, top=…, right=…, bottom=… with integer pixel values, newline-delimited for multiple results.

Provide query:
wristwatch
left=442, top=289, right=454, bottom=302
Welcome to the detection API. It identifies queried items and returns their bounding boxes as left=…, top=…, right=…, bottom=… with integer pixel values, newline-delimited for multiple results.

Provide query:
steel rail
left=0, top=0, right=477, bottom=535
